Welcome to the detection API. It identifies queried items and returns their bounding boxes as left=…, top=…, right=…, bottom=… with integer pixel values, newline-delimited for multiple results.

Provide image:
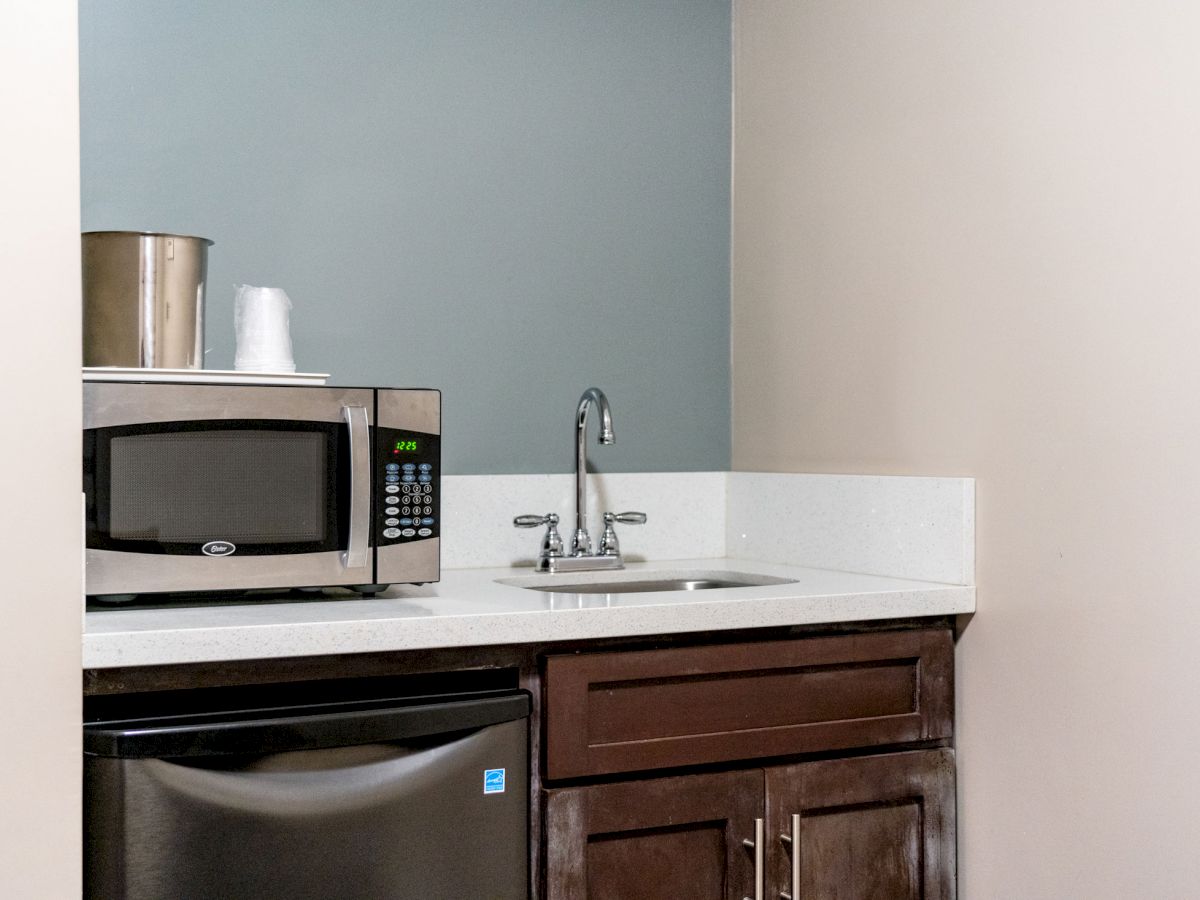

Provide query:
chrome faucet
left=514, top=388, right=645, bottom=573
left=572, top=387, right=614, bottom=556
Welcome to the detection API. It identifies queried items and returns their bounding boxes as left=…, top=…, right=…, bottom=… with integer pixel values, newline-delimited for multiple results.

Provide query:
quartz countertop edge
left=82, top=558, right=976, bottom=669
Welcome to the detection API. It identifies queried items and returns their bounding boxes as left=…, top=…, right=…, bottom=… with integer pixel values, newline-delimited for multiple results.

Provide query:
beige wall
left=0, top=2, right=82, bottom=896
left=733, top=1, right=1200, bottom=896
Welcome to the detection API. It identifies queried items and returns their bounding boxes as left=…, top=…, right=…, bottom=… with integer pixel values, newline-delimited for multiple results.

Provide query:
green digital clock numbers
left=392, top=440, right=419, bottom=453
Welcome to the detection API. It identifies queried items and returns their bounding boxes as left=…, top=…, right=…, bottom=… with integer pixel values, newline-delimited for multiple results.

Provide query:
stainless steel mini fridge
left=84, top=679, right=530, bottom=900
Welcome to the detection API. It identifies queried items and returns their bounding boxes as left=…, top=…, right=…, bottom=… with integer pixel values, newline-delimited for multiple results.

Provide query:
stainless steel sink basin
left=513, top=572, right=797, bottom=594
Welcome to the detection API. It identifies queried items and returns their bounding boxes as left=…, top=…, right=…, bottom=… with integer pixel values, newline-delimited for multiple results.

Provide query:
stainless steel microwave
left=83, top=382, right=440, bottom=602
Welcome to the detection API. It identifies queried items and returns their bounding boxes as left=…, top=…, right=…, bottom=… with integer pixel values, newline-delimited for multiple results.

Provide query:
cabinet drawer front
left=543, top=628, right=952, bottom=780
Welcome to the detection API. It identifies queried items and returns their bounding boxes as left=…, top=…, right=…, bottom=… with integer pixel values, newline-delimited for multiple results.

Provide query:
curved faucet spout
left=577, top=387, right=614, bottom=445
left=574, top=388, right=614, bottom=554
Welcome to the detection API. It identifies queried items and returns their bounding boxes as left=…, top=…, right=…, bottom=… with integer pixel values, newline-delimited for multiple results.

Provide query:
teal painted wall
left=80, top=1, right=731, bottom=474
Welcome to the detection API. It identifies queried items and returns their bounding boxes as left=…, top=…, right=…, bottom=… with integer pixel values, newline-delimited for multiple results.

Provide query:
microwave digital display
left=391, top=440, right=420, bottom=453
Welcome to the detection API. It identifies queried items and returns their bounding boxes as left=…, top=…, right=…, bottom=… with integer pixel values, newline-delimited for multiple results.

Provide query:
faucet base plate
left=535, top=555, right=625, bottom=574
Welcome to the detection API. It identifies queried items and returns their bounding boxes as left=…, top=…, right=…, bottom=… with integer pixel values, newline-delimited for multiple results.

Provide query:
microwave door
left=84, top=384, right=375, bottom=597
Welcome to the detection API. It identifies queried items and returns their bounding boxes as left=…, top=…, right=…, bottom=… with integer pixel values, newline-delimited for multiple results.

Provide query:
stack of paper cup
left=234, top=285, right=295, bottom=373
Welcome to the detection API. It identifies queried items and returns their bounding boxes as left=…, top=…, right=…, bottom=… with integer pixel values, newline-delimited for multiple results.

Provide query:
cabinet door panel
left=544, top=629, right=953, bottom=780
left=545, top=769, right=764, bottom=900
left=767, top=749, right=955, bottom=900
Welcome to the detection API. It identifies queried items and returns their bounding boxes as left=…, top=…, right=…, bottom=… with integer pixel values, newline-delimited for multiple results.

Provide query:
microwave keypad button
left=378, top=435, right=437, bottom=543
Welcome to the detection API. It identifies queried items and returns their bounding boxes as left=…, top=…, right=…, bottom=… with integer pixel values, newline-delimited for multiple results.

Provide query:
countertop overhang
left=83, top=558, right=975, bottom=669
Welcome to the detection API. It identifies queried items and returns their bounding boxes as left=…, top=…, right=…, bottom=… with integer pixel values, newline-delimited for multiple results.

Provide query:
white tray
left=83, top=367, right=330, bottom=386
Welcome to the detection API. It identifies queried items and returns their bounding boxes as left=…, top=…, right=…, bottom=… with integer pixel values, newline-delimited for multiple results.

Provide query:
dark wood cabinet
left=544, top=770, right=764, bottom=900
left=544, top=750, right=954, bottom=900
left=542, top=628, right=957, bottom=900
left=766, top=749, right=956, bottom=900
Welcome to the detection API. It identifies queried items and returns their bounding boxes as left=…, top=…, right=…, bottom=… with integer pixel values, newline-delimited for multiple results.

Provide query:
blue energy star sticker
left=483, top=768, right=506, bottom=794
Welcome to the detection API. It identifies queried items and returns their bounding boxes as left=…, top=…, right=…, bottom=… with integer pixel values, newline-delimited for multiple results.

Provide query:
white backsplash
left=440, top=472, right=726, bottom=569
left=726, top=473, right=975, bottom=585
left=441, top=471, right=974, bottom=585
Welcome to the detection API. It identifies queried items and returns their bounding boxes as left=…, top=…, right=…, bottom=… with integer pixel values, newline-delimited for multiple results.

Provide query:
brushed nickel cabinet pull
left=742, top=817, right=764, bottom=900
left=779, top=813, right=800, bottom=900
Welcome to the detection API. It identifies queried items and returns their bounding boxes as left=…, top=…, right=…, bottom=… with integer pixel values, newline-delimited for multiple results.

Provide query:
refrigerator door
left=85, top=695, right=529, bottom=900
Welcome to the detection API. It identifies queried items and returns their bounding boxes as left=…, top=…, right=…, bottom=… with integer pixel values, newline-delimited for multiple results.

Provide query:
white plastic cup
left=234, top=285, right=295, bottom=373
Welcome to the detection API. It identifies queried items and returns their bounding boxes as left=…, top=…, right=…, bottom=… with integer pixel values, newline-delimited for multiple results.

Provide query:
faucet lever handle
left=514, top=513, right=564, bottom=560
left=599, top=511, right=647, bottom=557
left=514, top=513, right=557, bottom=528
left=608, top=511, right=647, bottom=525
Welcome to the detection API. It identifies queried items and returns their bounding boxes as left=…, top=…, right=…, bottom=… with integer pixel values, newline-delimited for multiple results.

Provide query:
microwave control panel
left=375, top=427, right=440, bottom=546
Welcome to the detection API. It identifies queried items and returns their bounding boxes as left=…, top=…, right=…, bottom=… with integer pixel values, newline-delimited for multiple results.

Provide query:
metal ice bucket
left=82, top=231, right=213, bottom=369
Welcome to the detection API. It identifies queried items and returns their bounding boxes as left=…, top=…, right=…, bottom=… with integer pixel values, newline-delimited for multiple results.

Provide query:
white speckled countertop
left=82, top=557, right=975, bottom=669
left=83, top=473, right=976, bottom=669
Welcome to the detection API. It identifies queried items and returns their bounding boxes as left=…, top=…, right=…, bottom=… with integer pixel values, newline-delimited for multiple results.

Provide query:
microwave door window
left=91, top=423, right=344, bottom=556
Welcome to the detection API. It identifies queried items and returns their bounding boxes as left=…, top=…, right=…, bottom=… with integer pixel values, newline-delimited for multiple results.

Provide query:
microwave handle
left=341, top=404, right=371, bottom=571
